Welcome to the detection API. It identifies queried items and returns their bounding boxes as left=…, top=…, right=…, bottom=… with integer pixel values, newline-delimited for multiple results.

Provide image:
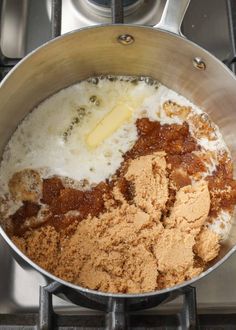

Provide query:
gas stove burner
left=46, top=0, right=165, bottom=34
left=84, top=0, right=144, bottom=18
left=88, top=0, right=140, bottom=7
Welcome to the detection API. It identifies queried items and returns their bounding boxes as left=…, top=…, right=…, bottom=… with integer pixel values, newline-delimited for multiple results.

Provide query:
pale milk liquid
left=0, top=76, right=232, bottom=240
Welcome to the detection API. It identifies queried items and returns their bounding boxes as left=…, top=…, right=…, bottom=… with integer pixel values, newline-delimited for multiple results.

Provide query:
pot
left=0, top=0, right=236, bottom=313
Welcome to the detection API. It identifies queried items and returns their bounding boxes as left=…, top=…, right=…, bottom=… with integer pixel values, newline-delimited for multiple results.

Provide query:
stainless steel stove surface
left=1, top=0, right=236, bottom=328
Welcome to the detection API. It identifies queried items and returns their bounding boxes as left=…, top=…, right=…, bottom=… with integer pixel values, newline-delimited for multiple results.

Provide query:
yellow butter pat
left=86, top=103, right=133, bottom=148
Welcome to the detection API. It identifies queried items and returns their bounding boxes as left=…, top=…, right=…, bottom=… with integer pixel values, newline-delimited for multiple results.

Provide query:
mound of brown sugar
left=12, top=151, right=218, bottom=293
left=7, top=117, right=236, bottom=294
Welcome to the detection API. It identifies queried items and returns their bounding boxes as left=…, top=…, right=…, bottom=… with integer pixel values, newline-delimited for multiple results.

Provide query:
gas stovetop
left=1, top=0, right=236, bottom=329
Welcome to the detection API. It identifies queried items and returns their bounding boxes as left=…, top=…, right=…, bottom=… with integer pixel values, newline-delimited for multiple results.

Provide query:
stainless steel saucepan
left=0, top=0, right=236, bottom=312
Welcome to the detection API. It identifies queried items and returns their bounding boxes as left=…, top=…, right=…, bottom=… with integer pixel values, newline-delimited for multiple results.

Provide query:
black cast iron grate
left=0, top=283, right=235, bottom=329
left=0, top=284, right=198, bottom=329
left=39, top=283, right=198, bottom=329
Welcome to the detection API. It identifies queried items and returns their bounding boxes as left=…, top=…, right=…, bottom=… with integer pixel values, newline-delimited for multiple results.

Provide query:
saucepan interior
left=0, top=25, right=236, bottom=301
